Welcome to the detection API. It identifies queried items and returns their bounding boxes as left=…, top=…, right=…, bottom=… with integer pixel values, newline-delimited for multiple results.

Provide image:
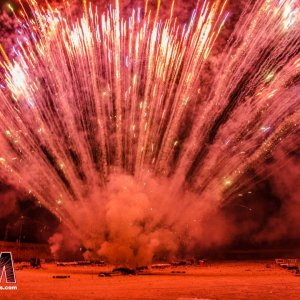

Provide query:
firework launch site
left=1, top=259, right=300, bottom=300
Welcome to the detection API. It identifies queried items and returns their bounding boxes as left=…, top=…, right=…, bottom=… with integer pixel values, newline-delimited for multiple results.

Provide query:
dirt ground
left=1, top=261, right=300, bottom=299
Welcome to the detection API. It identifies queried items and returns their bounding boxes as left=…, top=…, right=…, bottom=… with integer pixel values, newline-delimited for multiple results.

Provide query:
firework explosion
left=0, top=0, right=299, bottom=265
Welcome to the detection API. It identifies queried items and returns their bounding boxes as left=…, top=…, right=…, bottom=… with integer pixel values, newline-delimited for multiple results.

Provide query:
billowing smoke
left=49, top=227, right=82, bottom=260
left=58, top=163, right=300, bottom=265
left=48, top=233, right=64, bottom=259
left=47, top=173, right=235, bottom=266
left=255, top=132, right=300, bottom=243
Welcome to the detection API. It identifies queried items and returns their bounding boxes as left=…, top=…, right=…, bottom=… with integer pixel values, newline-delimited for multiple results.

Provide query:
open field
left=1, top=261, right=300, bottom=299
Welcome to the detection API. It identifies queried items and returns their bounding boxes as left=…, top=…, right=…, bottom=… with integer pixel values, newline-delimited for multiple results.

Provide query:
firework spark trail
left=173, top=0, right=300, bottom=196
left=0, top=0, right=299, bottom=264
left=0, top=1, right=226, bottom=190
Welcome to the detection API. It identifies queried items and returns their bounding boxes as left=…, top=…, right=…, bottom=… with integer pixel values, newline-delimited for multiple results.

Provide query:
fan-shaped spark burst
left=0, top=0, right=299, bottom=265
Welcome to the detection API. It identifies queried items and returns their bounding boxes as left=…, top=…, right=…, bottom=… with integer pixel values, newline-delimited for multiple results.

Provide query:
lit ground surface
left=1, top=261, right=300, bottom=299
